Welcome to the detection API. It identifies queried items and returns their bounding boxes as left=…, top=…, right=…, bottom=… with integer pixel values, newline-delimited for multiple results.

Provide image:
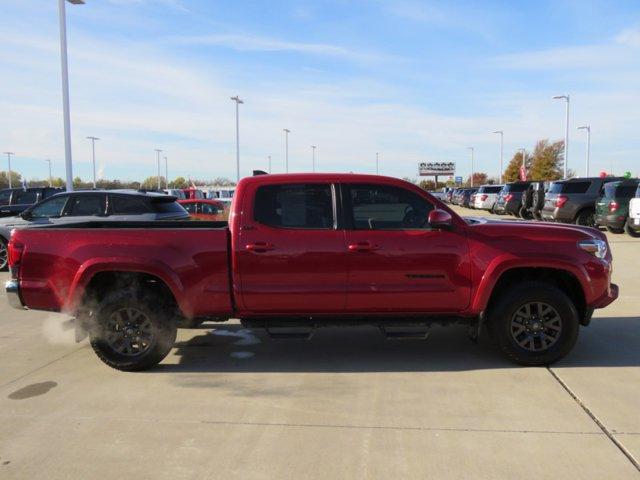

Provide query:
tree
left=529, top=139, right=564, bottom=181
left=168, top=176, right=188, bottom=189
left=140, top=176, right=165, bottom=190
left=503, top=151, right=532, bottom=182
left=0, top=171, right=22, bottom=189
left=466, top=172, right=488, bottom=186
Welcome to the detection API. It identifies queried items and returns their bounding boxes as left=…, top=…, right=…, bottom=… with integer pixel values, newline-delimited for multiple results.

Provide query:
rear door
left=237, top=182, right=347, bottom=313
left=342, top=182, right=471, bottom=313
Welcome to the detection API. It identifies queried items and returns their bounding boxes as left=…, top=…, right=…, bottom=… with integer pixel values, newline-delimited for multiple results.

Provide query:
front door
left=237, top=182, right=347, bottom=314
left=342, top=183, right=471, bottom=313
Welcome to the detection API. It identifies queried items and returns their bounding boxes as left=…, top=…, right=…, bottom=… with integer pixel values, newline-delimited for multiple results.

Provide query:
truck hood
left=464, top=216, right=606, bottom=242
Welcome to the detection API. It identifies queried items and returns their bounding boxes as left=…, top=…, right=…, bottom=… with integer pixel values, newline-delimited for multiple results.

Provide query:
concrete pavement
left=1, top=209, right=639, bottom=479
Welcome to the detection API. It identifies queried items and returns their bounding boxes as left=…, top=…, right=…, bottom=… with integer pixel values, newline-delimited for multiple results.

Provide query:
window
left=65, top=195, right=105, bottom=216
left=14, top=190, right=38, bottom=204
left=181, top=202, right=197, bottom=214
left=254, top=184, right=334, bottom=229
left=29, top=196, right=68, bottom=218
left=503, top=183, right=528, bottom=193
left=0, top=190, right=10, bottom=206
left=606, top=182, right=639, bottom=198
left=347, top=184, right=433, bottom=230
left=110, top=196, right=152, bottom=215
left=483, top=186, right=503, bottom=194
left=200, top=202, right=220, bottom=215
left=549, top=181, right=590, bottom=194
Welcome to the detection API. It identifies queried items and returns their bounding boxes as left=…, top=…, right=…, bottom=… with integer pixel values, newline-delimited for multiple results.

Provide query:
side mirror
left=20, top=210, right=32, bottom=220
left=428, top=209, right=453, bottom=229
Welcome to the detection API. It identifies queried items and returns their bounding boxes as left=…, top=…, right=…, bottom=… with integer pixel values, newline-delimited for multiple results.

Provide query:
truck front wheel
left=89, top=291, right=177, bottom=371
left=488, top=282, right=579, bottom=366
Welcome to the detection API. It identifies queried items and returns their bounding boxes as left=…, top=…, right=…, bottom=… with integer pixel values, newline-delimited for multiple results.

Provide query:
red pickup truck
left=5, top=173, right=618, bottom=371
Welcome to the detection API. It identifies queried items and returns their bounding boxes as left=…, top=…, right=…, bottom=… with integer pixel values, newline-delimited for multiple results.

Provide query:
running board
left=379, top=325, right=430, bottom=339
left=265, top=327, right=314, bottom=340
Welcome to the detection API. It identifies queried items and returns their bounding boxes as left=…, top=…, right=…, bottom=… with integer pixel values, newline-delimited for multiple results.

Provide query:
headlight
left=578, top=239, right=608, bottom=259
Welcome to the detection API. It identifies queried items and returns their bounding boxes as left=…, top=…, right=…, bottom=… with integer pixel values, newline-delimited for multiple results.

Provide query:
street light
left=376, top=152, right=379, bottom=175
left=154, top=149, right=162, bottom=190
left=466, top=147, right=474, bottom=187
left=58, top=0, right=84, bottom=192
left=230, top=96, right=243, bottom=182
left=577, top=125, right=591, bottom=177
left=86, top=136, right=99, bottom=188
left=311, top=145, right=316, bottom=172
left=3, top=152, right=14, bottom=188
left=283, top=129, right=290, bottom=173
left=164, top=156, right=168, bottom=189
left=45, top=159, right=53, bottom=187
left=492, top=130, right=504, bottom=183
left=553, top=94, right=570, bottom=179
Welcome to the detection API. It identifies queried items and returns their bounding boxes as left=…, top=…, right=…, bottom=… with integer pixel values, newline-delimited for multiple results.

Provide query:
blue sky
left=1, top=0, right=639, bottom=183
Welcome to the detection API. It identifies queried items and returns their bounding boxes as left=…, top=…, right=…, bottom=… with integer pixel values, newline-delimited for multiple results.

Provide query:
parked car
left=595, top=179, right=640, bottom=233
left=461, top=188, right=478, bottom=208
left=179, top=199, right=227, bottom=221
left=182, top=187, right=205, bottom=199
left=541, top=177, right=623, bottom=227
left=163, top=188, right=186, bottom=200
left=6, top=173, right=617, bottom=371
left=205, top=187, right=235, bottom=205
left=493, top=182, right=531, bottom=217
left=0, top=187, right=62, bottom=218
left=626, top=184, right=640, bottom=237
left=0, top=190, right=188, bottom=270
left=473, top=185, right=504, bottom=211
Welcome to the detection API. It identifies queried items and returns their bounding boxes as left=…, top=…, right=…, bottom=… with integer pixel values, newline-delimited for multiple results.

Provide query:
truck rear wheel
left=625, top=219, right=640, bottom=238
left=488, top=282, right=579, bottom=366
left=575, top=209, right=596, bottom=227
left=89, top=291, right=177, bottom=371
left=0, top=237, right=7, bottom=271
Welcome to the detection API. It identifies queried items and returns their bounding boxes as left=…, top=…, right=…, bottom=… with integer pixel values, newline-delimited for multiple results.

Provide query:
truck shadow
left=156, top=316, right=640, bottom=373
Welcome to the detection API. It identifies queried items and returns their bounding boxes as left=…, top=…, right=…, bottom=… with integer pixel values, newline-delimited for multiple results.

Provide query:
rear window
left=110, top=196, right=152, bottom=215
left=479, top=186, right=502, bottom=194
left=549, top=181, right=591, bottom=194
left=503, top=183, right=528, bottom=193
left=605, top=182, right=639, bottom=198
left=153, top=201, right=187, bottom=214
left=254, top=184, right=334, bottom=229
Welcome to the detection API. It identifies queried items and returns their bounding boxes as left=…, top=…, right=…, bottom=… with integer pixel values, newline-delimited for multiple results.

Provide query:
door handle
left=246, top=242, right=275, bottom=253
left=348, top=241, right=379, bottom=252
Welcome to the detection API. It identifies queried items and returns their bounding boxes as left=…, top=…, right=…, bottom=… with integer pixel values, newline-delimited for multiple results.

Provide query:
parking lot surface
left=1, top=207, right=639, bottom=479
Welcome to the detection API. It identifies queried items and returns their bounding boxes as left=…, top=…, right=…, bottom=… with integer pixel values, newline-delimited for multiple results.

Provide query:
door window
left=65, top=195, right=106, bottom=216
left=346, top=184, right=433, bottom=230
left=0, top=190, right=10, bottom=206
left=13, top=190, right=38, bottom=204
left=200, top=202, right=220, bottom=215
left=254, top=184, right=334, bottom=229
left=182, top=202, right=198, bottom=214
left=29, top=196, right=69, bottom=218
left=110, top=196, right=152, bottom=214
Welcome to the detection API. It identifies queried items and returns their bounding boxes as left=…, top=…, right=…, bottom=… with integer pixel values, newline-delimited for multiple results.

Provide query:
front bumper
left=593, top=283, right=619, bottom=309
left=5, top=280, right=25, bottom=310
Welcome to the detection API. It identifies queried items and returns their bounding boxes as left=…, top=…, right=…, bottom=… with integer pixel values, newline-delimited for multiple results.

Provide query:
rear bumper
left=5, top=280, right=25, bottom=310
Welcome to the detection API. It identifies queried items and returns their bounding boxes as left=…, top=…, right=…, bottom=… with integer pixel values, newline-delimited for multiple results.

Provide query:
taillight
left=556, top=195, right=568, bottom=208
left=8, top=242, right=24, bottom=279
left=609, top=201, right=618, bottom=212
left=505, top=194, right=513, bottom=203
left=481, top=194, right=488, bottom=201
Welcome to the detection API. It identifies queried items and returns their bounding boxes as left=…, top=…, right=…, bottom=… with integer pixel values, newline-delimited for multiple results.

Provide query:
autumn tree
left=466, top=172, right=488, bottom=186
left=168, top=176, right=188, bottom=189
left=0, top=171, right=22, bottom=189
left=529, top=139, right=564, bottom=181
left=503, top=151, right=532, bottom=182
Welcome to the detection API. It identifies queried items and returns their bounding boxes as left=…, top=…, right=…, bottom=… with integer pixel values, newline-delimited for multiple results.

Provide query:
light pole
left=493, top=130, right=504, bottom=183
left=577, top=125, right=591, bottom=177
left=553, top=94, right=570, bottom=179
left=58, top=0, right=84, bottom=192
left=376, top=152, right=379, bottom=174
left=86, top=136, right=99, bottom=188
left=268, top=155, right=272, bottom=173
left=230, top=96, right=243, bottom=182
left=518, top=148, right=526, bottom=180
left=283, top=129, right=290, bottom=172
left=3, top=152, right=14, bottom=188
left=45, top=159, right=53, bottom=187
left=164, top=156, right=168, bottom=189
left=154, top=149, right=162, bottom=190
left=466, top=147, right=474, bottom=186
left=311, top=145, right=316, bottom=172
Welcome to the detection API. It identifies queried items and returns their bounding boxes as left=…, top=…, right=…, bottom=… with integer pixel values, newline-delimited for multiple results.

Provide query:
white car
left=629, top=197, right=640, bottom=227
left=473, top=184, right=504, bottom=210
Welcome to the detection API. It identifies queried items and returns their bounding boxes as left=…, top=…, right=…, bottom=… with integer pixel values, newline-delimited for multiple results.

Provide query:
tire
left=487, top=281, right=579, bottom=366
left=0, top=237, right=7, bottom=271
left=626, top=219, right=640, bottom=238
left=89, top=290, right=177, bottom=371
left=606, top=226, right=624, bottom=234
left=518, top=206, right=533, bottom=220
left=575, top=209, right=596, bottom=227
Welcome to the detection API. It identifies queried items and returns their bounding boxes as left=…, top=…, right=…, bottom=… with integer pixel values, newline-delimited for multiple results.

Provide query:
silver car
left=0, top=190, right=188, bottom=270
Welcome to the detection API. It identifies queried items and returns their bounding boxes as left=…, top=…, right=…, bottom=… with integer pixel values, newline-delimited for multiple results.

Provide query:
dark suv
left=541, top=177, right=623, bottom=226
left=595, top=179, right=640, bottom=233
left=493, top=182, right=531, bottom=217
left=0, top=187, right=63, bottom=217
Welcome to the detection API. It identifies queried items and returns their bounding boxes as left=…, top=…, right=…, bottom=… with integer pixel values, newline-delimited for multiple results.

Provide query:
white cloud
left=615, top=28, right=640, bottom=48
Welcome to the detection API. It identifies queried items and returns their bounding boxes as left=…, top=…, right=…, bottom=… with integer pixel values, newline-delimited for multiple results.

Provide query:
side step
left=379, top=325, right=430, bottom=339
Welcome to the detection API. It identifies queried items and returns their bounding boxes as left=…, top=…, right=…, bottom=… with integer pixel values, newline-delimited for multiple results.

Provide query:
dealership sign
left=419, top=162, right=455, bottom=176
